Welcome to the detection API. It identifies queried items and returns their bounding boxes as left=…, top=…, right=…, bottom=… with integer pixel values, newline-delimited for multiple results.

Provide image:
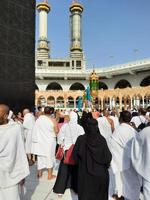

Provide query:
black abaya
left=53, top=157, right=78, bottom=194
left=73, top=118, right=112, bottom=200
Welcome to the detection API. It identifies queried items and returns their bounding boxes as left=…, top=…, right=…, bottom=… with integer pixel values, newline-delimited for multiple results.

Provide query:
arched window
left=140, top=76, right=150, bottom=87
left=115, top=79, right=131, bottom=89
left=67, top=96, right=74, bottom=108
left=46, top=82, right=63, bottom=90
left=47, top=96, right=55, bottom=106
left=56, top=96, right=64, bottom=108
left=37, top=96, right=46, bottom=106
left=99, top=82, right=108, bottom=90
left=69, top=82, right=85, bottom=90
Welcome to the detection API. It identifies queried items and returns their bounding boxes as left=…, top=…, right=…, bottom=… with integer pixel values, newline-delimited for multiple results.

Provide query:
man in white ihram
left=23, top=108, right=35, bottom=164
left=97, top=110, right=114, bottom=141
left=32, top=106, right=58, bottom=180
left=131, top=125, right=150, bottom=200
left=0, top=104, right=29, bottom=200
left=108, top=111, right=141, bottom=200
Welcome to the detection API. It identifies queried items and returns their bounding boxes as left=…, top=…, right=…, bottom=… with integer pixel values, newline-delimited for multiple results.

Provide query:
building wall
left=36, top=71, right=149, bottom=91
left=36, top=79, right=88, bottom=91
left=101, top=71, right=149, bottom=89
left=0, top=0, right=35, bottom=111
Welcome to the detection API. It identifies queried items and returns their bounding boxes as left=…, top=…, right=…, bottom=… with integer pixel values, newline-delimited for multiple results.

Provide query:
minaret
left=70, top=0, right=84, bottom=59
left=37, top=0, right=51, bottom=60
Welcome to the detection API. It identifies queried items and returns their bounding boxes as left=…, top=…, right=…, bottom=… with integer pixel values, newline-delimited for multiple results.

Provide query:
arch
left=35, top=84, right=39, bottom=90
left=69, top=82, right=85, bottom=90
left=47, top=96, right=55, bottom=106
left=46, top=82, right=63, bottom=90
left=67, top=96, right=74, bottom=108
left=103, top=96, right=110, bottom=109
left=122, top=95, right=131, bottom=109
left=140, top=76, right=150, bottom=87
left=132, top=94, right=143, bottom=108
left=99, top=81, right=108, bottom=90
left=115, top=79, right=131, bottom=89
left=56, top=96, right=64, bottom=108
left=37, top=96, right=46, bottom=106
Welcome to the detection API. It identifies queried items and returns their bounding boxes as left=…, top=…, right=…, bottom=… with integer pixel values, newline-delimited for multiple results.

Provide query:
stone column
left=133, top=96, right=136, bottom=108
left=142, top=96, right=145, bottom=108
left=119, top=97, right=122, bottom=110
left=98, top=97, right=101, bottom=110
left=74, top=99, right=76, bottom=109
left=54, top=97, right=56, bottom=108
left=136, top=96, right=140, bottom=108
left=112, top=97, right=116, bottom=108
left=101, top=98, right=104, bottom=110
left=64, top=99, right=67, bottom=109
left=130, top=97, right=133, bottom=110
left=109, top=97, right=112, bottom=109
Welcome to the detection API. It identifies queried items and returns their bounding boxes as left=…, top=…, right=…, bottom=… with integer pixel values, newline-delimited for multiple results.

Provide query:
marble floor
left=23, top=163, right=143, bottom=200
left=23, top=162, right=78, bottom=200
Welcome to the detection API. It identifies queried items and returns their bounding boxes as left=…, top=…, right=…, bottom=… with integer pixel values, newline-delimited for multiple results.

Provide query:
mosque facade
left=35, top=0, right=150, bottom=110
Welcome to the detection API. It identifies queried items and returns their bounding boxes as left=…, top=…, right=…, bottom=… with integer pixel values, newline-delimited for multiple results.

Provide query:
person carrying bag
left=53, top=111, right=85, bottom=197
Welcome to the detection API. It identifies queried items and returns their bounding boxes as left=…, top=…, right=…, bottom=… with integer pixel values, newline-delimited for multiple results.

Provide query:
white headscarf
left=69, top=111, right=78, bottom=124
left=57, top=111, right=84, bottom=150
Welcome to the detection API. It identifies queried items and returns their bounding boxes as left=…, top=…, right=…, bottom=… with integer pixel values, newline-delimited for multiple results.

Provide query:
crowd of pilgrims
left=0, top=104, right=150, bottom=200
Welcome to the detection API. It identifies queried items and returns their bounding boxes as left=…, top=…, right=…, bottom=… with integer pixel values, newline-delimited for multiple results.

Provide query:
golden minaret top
left=70, top=0, right=83, bottom=13
left=90, top=70, right=99, bottom=81
left=37, top=0, right=51, bottom=13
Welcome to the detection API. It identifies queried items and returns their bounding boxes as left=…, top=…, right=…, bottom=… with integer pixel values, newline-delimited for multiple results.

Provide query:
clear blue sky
left=36, top=0, right=150, bottom=68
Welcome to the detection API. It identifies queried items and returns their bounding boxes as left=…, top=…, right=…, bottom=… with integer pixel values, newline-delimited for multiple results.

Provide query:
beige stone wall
left=35, top=86, right=150, bottom=110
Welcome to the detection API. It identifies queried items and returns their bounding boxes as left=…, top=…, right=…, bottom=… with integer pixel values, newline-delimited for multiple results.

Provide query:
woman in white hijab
left=53, top=111, right=84, bottom=198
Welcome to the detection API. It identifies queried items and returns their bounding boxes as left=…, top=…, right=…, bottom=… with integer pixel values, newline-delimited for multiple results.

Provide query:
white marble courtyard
left=23, top=162, right=78, bottom=200
left=23, top=163, right=143, bottom=200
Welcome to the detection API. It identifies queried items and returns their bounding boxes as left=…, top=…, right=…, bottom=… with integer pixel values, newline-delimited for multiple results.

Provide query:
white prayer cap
left=64, top=111, right=69, bottom=116
left=7, top=110, right=13, bottom=120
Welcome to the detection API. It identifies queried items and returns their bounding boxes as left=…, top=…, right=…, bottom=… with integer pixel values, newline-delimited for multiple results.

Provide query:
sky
left=36, top=0, right=150, bottom=68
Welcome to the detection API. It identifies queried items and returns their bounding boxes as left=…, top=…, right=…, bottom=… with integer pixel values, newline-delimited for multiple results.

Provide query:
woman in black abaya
left=73, top=117, right=112, bottom=200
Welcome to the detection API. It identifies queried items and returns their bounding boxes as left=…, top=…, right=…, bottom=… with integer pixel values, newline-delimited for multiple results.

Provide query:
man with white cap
left=23, top=108, right=35, bottom=164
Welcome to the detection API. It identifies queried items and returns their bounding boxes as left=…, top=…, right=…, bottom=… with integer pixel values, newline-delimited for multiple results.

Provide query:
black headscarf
left=85, top=118, right=112, bottom=176
left=80, top=111, right=93, bottom=132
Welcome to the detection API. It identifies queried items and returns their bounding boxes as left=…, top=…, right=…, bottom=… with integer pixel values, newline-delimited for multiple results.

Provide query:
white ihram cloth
left=31, top=115, right=56, bottom=170
left=0, top=122, right=29, bottom=200
left=108, top=123, right=141, bottom=200
left=110, top=116, right=119, bottom=130
left=131, top=126, right=150, bottom=200
left=97, top=116, right=112, bottom=140
left=57, top=111, right=84, bottom=151
left=131, top=115, right=147, bottom=128
left=23, top=113, right=35, bottom=154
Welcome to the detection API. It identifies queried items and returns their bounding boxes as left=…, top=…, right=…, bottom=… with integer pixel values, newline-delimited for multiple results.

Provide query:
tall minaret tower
left=37, top=0, right=51, bottom=60
left=70, top=0, right=84, bottom=59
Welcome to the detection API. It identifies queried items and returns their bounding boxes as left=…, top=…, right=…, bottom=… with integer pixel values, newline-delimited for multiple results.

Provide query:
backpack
left=138, top=123, right=146, bottom=131
left=138, top=117, right=146, bottom=131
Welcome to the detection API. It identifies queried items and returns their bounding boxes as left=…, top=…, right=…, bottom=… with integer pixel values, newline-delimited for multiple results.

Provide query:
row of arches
left=35, top=76, right=150, bottom=91
left=37, top=94, right=150, bottom=110
left=35, top=86, right=150, bottom=110
left=37, top=96, right=82, bottom=108
left=97, top=94, right=150, bottom=110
